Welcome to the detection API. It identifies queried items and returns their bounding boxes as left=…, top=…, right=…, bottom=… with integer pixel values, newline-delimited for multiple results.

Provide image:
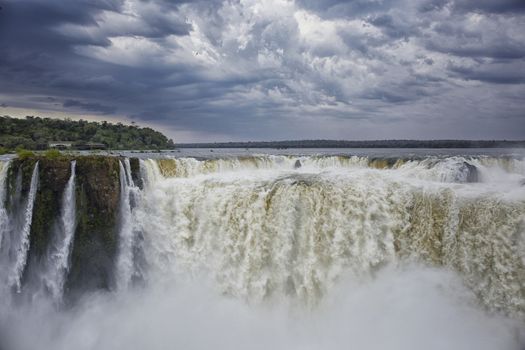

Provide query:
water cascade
left=8, top=162, right=39, bottom=293
left=115, top=158, right=143, bottom=290
left=0, top=161, right=10, bottom=250
left=40, top=160, right=77, bottom=302
left=152, top=155, right=524, bottom=184
left=137, top=156, right=525, bottom=317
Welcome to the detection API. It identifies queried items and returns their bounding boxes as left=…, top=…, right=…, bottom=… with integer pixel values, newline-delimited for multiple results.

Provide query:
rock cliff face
left=68, top=157, right=121, bottom=296
left=4, top=156, right=125, bottom=298
left=29, top=158, right=72, bottom=260
left=129, top=157, right=143, bottom=189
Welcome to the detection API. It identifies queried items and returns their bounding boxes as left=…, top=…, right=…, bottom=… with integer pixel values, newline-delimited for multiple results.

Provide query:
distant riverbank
left=176, top=140, right=525, bottom=149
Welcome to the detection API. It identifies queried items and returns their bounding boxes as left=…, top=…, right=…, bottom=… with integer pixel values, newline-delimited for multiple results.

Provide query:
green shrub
left=0, top=147, right=10, bottom=155
left=44, top=149, right=62, bottom=159
left=16, top=148, right=35, bottom=160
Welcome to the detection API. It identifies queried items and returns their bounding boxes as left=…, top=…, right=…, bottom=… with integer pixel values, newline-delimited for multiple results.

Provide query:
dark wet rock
left=129, top=157, right=143, bottom=189
left=368, top=157, right=398, bottom=169
left=9, top=155, right=123, bottom=297
left=28, top=158, right=72, bottom=261
left=462, top=162, right=479, bottom=183
left=7, top=158, right=38, bottom=198
left=67, top=156, right=120, bottom=297
left=5, top=158, right=72, bottom=270
left=294, top=160, right=302, bottom=169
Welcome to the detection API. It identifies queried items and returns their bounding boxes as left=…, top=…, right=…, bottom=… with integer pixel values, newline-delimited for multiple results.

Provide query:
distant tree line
left=178, top=139, right=525, bottom=149
left=0, top=115, right=175, bottom=152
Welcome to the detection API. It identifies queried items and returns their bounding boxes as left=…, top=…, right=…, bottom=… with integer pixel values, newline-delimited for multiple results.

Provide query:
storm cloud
left=0, top=0, right=523, bottom=141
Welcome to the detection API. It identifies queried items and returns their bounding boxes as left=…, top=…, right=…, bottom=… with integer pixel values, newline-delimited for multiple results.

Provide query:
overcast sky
left=0, top=0, right=524, bottom=141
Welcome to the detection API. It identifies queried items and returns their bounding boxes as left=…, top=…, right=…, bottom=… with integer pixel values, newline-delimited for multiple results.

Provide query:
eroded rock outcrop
left=67, top=156, right=121, bottom=296
left=4, top=156, right=129, bottom=299
left=462, top=161, right=479, bottom=183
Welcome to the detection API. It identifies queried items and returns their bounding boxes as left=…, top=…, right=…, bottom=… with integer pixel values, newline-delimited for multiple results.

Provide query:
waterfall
left=41, top=161, right=77, bottom=302
left=136, top=156, right=525, bottom=317
left=0, top=154, right=523, bottom=319
left=0, top=168, right=21, bottom=297
left=140, top=159, right=163, bottom=186
left=151, top=155, right=525, bottom=185
left=0, top=161, right=10, bottom=250
left=115, top=159, right=141, bottom=290
left=0, top=154, right=524, bottom=350
left=8, top=161, right=39, bottom=293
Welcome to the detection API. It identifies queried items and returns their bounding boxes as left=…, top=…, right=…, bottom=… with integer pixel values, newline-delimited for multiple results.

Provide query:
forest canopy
left=0, top=115, right=175, bottom=151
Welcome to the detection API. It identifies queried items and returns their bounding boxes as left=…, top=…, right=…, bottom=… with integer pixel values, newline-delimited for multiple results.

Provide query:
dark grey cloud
left=367, top=14, right=421, bottom=40
left=296, top=0, right=398, bottom=19
left=426, top=40, right=525, bottom=59
left=418, top=0, right=525, bottom=14
left=453, top=0, right=525, bottom=14
left=0, top=0, right=524, bottom=141
left=448, top=62, right=525, bottom=84
left=418, top=0, right=448, bottom=13
left=63, top=99, right=117, bottom=114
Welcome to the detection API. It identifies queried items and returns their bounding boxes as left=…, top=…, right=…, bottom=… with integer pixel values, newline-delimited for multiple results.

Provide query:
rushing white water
left=0, top=161, right=10, bottom=250
left=115, top=159, right=142, bottom=290
left=136, top=156, right=525, bottom=317
left=8, top=162, right=39, bottom=293
left=40, top=161, right=77, bottom=302
left=151, top=155, right=525, bottom=185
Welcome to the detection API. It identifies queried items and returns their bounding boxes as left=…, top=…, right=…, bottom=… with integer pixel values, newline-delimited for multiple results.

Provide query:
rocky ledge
left=4, top=155, right=141, bottom=298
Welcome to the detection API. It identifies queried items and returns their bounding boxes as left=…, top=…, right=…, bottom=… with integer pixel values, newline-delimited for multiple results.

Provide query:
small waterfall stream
left=0, top=161, right=10, bottom=250
left=9, top=161, right=39, bottom=292
left=41, top=161, right=77, bottom=302
left=115, top=158, right=141, bottom=290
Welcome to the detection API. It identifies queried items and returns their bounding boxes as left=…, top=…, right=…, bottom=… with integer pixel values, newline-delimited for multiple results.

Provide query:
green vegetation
left=43, top=149, right=62, bottom=159
left=16, top=149, right=36, bottom=160
left=0, top=115, right=175, bottom=151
